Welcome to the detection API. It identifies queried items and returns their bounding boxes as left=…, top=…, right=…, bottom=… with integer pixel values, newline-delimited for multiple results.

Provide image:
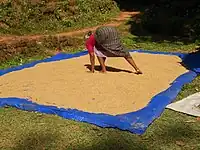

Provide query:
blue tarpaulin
left=0, top=50, right=200, bottom=135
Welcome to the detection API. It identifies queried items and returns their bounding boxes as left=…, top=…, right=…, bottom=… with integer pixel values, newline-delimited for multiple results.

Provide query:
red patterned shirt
left=85, top=34, right=96, bottom=54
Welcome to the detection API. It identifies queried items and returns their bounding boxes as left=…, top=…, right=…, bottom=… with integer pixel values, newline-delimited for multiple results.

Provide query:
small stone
left=176, top=141, right=185, bottom=146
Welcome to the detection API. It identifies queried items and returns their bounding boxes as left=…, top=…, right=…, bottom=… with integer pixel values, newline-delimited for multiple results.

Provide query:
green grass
left=0, top=107, right=200, bottom=150
left=0, top=55, right=46, bottom=70
left=122, top=34, right=197, bottom=53
left=118, top=23, right=197, bottom=53
left=0, top=37, right=85, bottom=69
left=0, top=23, right=200, bottom=150
left=0, top=0, right=119, bottom=35
left=0, top=11, right=119, bottom=36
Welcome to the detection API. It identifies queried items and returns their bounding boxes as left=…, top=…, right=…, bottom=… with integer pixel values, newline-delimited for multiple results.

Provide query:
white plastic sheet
left=167, top=92, right=200, bottom=117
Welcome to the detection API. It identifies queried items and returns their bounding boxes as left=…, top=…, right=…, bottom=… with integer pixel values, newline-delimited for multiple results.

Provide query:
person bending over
left=85, top=26, right=142, bottom=74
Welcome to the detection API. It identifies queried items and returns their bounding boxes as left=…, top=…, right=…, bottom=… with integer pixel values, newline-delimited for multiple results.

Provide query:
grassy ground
left=0, top=0, right=119, bottom=35
left=0, top=23, right=200, bottom=150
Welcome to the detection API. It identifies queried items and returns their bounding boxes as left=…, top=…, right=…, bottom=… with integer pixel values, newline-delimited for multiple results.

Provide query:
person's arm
left=125, top=56, right=142, bottom=74
left=85, top=34, right=96, bottom=72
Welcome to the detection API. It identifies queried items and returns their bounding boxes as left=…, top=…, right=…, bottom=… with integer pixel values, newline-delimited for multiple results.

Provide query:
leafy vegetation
left=0, top=0, right=119, bottom=35
left=0, top=35, right=85, bottom=65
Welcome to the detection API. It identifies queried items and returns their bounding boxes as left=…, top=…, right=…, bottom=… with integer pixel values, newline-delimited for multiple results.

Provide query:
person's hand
left=135, top=69, right=143, bottom=74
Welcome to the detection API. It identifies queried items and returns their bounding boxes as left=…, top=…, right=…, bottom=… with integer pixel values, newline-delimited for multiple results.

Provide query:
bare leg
left=97, top=56, right=107, bottom=73
left=103, top=57, right=106, bottom=63
left=124, top=56, right=142, bottom=74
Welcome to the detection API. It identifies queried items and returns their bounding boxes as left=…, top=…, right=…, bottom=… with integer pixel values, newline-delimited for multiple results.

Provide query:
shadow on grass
left=126, top=19, right=197, bottom=45
left=8, top=110, right=200, bottom=150
left=114, top=0, right=200, bottom=45
left=83, top=132, right=148, bottom=150
left=152, top=117, right=200, bottom=147
left=163, top=122, right=198, bottom=140
left=12, top=132, right=58, bottom=150
left=113, top=0, right=152, bottom=11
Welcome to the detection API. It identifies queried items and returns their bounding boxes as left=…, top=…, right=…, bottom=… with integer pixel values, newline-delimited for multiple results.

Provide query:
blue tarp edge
left=0, top=49, right=199, bottom=135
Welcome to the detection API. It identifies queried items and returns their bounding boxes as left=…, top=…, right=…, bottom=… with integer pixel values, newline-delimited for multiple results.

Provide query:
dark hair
left=84, top=30, right=93, bottom=40
left=87, top=31, right=92, bottom=36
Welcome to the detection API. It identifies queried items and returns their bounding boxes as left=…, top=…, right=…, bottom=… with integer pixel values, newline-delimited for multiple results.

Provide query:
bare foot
left=86, top=71, right=95, bottom=73
left=100, top=70, right=107, bottom=74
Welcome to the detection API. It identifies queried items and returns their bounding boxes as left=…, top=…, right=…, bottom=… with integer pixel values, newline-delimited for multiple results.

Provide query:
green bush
left=0, top=0, right=119, bottom=35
